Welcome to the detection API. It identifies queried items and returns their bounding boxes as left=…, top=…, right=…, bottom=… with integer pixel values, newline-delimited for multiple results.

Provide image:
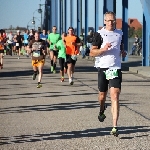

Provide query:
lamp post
left=31, top=9, right=41, bottom=30
left=32, top=17, right=35, bottom=29
left=27, top=19, right=34, bottom=30
left=38, top=4, right=42, bottom=31
left=38, top=4, right=47, bottom=31
left=38, top=3, right=49, bottom=31
left=32, top=17, right=40, bottom=30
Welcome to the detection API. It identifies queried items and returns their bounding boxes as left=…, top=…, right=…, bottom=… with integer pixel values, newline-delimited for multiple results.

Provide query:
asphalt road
left=0, top=55, right=150, bottom=150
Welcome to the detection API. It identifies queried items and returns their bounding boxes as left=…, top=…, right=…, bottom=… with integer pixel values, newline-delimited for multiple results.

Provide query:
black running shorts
left=98, top=68, right=122, bottom=92
left=66, top=54, right=76, bottom=65
left=0, top=50, right=4, bottom=53
left=50, top=49, right=58, bottom=56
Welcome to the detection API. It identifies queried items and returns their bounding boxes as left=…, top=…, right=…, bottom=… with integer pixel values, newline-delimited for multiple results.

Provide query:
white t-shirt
left=7, top=34, right=13, bottom=44
left=95, top=28, right=123, bottom=69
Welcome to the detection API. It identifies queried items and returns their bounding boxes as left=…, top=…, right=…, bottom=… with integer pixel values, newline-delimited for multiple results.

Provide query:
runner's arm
left=90, top=32, right=105, bottom=56
left=90, top=46, right=108, bottom=56
left=47, top=35, right=51, bottom=44
left=28, top=41, right=33, bottom=54
left=42, top=41, right=47, bottom=56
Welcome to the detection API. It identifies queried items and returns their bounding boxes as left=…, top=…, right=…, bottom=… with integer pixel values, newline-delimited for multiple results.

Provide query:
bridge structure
left=43, top=0, right=150, bottom=66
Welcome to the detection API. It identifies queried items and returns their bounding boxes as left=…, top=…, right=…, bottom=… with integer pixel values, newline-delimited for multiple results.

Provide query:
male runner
left=56, top=32, right=67, bottom=82
left=23, top=30, right=29, bottom=57
left=0, top=32, right=5, bottom=69
left=7, top=31, right=13, bottom=55
left=64, top=27, right=81, bottom=85
left=16, top=30, right=23, bottom=59
left=29, top=32, right=47, bottom=88
left=90, top=11, right=126, bottom=136
left=48, top=26, right=61, bottom=73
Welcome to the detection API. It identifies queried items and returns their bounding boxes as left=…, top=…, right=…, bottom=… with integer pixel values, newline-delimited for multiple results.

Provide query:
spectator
left=130, top=34, right=140, bottom=55
left=86, top=30, right=93, bottom=49
left=79, top=32, right=84, bottom=44
left=85, top=30, right=93, bottom=56
left=79, top=43, right=86, bottom=58
left=6, top=31, right=13, bottom=55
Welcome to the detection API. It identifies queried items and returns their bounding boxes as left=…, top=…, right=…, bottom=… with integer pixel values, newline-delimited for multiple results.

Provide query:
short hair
left=104, top=11, right=116, bottom=19
left=68, top=27, right=74, bottom=31
left=52, top=26, right=57, bottom=29
left=34, top=31, right=39, bottom=34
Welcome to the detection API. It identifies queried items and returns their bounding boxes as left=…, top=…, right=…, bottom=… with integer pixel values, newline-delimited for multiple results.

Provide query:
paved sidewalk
left=0, top=56, right=150, bottom=150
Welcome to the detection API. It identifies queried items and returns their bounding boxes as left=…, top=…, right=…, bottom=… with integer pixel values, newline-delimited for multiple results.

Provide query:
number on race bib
left=24, top=40, right=28, bottom=43
left=33, top=51, right=40, bottom=57
left=103, top=69, right=118, bottom=80
left=16, top=43, right=19, bottom=46
left=71, top=55, right=77, bottom=61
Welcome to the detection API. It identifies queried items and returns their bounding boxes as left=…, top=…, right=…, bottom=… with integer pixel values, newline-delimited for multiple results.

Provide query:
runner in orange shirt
left=0, top=32, right=5, bottom=69
left=64, top=27, right=81, bottom=85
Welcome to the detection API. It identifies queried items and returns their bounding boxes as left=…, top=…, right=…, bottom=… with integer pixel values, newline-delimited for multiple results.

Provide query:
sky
left=0, top=0, right=143, bottom=30
left=0, top=0, right=45, bottom=29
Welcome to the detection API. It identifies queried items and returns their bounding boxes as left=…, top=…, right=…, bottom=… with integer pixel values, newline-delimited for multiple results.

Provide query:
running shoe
left=51, top=66, right=54, bottom=72
left=26, top=54, right=29, bottom=57
left=69, top=78, right=74, bottom=85
left=61, top=77, right=64, bottom=82
left=53, top=70, right=56, bottom=74
left=98, top=113, right=106, bottom=122
left=37, top=84, right=42, bottom=88
left=110, top=127, right=119, bottom=137
left=32, top=73, right=37, bottom=80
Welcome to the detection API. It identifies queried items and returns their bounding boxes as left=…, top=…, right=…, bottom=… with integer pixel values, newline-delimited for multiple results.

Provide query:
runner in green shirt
left=56, top=32, right=67, bottom=82
left=47, top=26, right=61, bottom=73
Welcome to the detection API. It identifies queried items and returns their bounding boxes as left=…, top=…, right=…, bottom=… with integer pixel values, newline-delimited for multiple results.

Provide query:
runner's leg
left=50, top=50, right=54, bottom=72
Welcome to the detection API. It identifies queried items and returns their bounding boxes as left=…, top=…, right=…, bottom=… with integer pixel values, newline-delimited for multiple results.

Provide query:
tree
left=128, top=27, right=135, bottom=38
left=16, top=26, right=19, bottom=30
left=134, top=28, right=142, bottom=38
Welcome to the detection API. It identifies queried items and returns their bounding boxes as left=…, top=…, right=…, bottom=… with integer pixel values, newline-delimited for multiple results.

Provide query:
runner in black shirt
left=16, top=30, right=23, bottom=59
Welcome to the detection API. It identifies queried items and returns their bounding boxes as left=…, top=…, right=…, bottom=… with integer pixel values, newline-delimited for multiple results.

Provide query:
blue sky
left=0, top=0, right=143, bottom=29
left=0, top=0, right=45, bottom=29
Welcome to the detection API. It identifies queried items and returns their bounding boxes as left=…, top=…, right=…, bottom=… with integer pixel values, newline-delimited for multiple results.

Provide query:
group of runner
left=1, top=11, right=127, bottom=136
left=27, top=26, right=81, bottom=88
left=0, top=26, right=81, bottom=87
left=0, top=29, right=30, bottom=68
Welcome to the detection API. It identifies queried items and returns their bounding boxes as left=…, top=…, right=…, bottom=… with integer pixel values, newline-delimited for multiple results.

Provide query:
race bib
left=33, top=50, right=40, bottom=57
left=42, top=38, right=46, bottom=41
left=16, top=43, right=19, bottom=46
left=71, top=55, right=77, bottom=61
left=103, top=69, right=118, bottom=80
left=24, top=40, right=28, bottom=43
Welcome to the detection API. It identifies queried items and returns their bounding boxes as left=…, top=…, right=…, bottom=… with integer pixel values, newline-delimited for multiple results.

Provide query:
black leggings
left=59, top=57, right=67, bottom=71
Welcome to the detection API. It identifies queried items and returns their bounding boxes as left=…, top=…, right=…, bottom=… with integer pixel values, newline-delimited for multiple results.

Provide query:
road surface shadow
left=0, top=101, right=138, bottom=114
left=0, top=126, right=149, bottom=145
